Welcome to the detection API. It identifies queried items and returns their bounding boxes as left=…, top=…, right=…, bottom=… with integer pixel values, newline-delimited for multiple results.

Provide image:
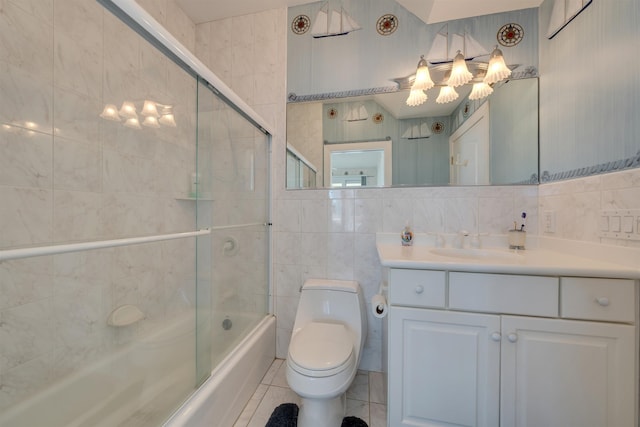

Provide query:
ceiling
left=176, top=0, right=543, bottom=25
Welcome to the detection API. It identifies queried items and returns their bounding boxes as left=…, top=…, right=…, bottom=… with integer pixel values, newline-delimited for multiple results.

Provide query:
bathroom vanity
left=377, top=236, right=640, bottom=427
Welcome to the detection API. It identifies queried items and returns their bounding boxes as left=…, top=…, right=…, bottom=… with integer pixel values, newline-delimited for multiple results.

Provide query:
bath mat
left=265, top=403, right=368, bottom=427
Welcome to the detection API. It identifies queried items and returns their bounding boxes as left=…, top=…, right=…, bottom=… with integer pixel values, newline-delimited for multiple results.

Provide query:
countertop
left=376, top=233, right=640, bottom=279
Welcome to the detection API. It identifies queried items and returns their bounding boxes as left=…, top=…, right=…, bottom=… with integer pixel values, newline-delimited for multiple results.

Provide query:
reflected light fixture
left=436, top=86, right=459, bottom=104
left=446, top=51, right=473, bottom=87
left=142, top=100, right=160, bottom=118
left=406, top=88, right=427, bottom=107
left=123, top=117, right=141, bottom=129
left=142, top=115, right=160, bottom=128
left=484, top=46, right=512, bottom=85
left=118, top=101, right=137, bottom=119
left=468, top=82, right=494, bottom=101
left=99, top=104, right=121, bottom=121
left=159, top=108, right=177, bottom=127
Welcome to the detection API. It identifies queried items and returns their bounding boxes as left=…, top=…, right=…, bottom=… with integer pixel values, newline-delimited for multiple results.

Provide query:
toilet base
left=297, top=393, right=346, bottom=427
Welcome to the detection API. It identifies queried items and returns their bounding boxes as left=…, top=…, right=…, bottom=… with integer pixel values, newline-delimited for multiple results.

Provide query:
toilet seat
left=288, top=322, right=354, bottom=378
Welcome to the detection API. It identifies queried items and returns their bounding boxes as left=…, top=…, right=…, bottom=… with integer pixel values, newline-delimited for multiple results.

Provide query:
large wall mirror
left=287, top=77, right=538, bottom=188
left=285, top=2, right=540, bottom=189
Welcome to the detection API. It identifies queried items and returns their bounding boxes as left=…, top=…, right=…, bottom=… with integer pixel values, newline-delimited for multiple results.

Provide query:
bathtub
left=164, top=314, right=276, bottom=427
left=0, top=312, right=275, bottom=427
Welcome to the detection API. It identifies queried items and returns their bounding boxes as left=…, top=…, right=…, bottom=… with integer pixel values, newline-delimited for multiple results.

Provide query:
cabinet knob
left=415, top=285, right=424, bottom=294
left=595, top=297, right=610, bottom=307
left=507, top=333, right=518, bottom=343
left=490, top=332, right=502, bottom=342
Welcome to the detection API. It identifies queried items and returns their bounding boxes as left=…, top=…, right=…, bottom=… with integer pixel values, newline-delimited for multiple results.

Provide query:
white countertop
left=376, top=233, right=640, bottom=279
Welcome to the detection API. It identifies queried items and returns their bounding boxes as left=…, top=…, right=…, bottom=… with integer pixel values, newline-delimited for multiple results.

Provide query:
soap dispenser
left=401, top=222, right=414, bottom=246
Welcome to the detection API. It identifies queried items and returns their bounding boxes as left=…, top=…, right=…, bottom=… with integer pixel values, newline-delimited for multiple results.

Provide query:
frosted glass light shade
left=469, top=82, right=494, bottom=100
left=447, top=51, right=473, bottom=87
left=436, top=86, right=459, bottom=104
left=100, top=104, right=121, bottom=121
left=406, top=88, right=427, bottom=107
left=484, top=46, right=511, bottom=84
left=119, top=101, right=137, bottom=119
left=412, top=56, right=434, bottom=91
left=142, top=100, right=160, bottom=117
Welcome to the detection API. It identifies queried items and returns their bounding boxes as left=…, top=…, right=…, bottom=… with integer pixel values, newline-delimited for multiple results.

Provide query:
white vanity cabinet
left=387, top=269, right=638, bottom=427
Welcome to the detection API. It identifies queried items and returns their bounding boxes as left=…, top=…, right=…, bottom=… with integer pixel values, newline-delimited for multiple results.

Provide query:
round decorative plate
left=372, top=113, right=384, bottom=124
left=431, top=121, right=444, bottom=134
left=291, top=15, right=311, bottom=35
left=376, top=14, right=398, bottom=36
left=497, top=23, right=524, bottom=47
left=327, top=108, right=338, bottom=119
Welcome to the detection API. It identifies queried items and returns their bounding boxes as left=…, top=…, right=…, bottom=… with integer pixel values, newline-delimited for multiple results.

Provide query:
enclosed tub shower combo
left=0, top=1, right=274, bottom=425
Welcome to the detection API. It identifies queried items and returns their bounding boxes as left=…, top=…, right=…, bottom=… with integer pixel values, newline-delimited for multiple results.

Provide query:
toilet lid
left=289, top=322, right=353, bottom=374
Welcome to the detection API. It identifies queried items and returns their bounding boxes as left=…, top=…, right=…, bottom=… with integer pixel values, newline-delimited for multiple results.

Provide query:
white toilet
left=286, top=279, right=367, bottom=427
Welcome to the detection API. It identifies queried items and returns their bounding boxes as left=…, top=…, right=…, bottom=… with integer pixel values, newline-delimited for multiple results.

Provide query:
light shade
left=436, top=86, right=459, bottom=104
left=446, top=51, right=473, bottom=87
left=99, top=104, right=121, bottom=121
left=142, top=115, right=160, bottom=128
left=484, top=46, right=511, bottom=84
left=406, top=88, right=427, bottom=107
left=411, top=56, right=434, bottom=91
left=469, top=82, right=494, bottom=100
left=141, top=100, right=160, bottom=117
left=123, top=117, right=141, bottom=129
left=159, top=113, right=176, bottom=127
left=118, top=101, right=137, bottom=119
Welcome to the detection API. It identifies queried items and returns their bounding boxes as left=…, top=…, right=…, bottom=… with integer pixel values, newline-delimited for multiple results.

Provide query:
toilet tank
left=293, top=279, right=367, bottom=354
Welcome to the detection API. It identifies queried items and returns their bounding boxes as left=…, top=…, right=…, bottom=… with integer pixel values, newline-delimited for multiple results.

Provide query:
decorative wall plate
left=431, top=121, right=444, bottom=134
left=498, top=23, right=524, bottom=47
left=327, top=108, right=338, bottom=119
left=291, top=15, right=311, bottom=35
left=372, top=113, right=384, bottom=124
left=376, top=14, right=398, bottom=36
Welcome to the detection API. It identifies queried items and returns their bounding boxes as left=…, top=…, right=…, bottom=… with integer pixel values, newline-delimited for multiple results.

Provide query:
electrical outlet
left=543, top=210, right=556, bottom=233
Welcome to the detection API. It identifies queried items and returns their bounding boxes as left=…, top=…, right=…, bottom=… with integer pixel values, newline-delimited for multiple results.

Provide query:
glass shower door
left=196, top=78, right=271, bottom=374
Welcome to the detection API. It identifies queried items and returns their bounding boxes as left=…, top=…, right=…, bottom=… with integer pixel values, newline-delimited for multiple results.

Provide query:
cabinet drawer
left=561, top=278, right=636, bottom=323
left=389, top=269, right=446, bottom=308
left=449, top=272, right=559, bottom=316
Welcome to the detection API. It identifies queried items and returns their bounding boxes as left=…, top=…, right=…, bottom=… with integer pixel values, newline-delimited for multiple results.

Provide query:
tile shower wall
left=0, top=0, right=199, bottom=413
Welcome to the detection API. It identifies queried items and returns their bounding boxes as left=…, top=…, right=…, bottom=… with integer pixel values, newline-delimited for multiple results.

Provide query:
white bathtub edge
left=163, top=315, right=276, bottom=427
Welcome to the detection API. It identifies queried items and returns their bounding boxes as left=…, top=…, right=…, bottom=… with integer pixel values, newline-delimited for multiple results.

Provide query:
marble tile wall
left=538, top=168, right=640, bottom=248
left=0, top=0, right=200, bottom=413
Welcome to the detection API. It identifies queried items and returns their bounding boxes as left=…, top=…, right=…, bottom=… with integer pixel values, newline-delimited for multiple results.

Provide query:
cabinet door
left=388, top=307, right=501, bottom=427
left=500, top=316, right=636, bottom=427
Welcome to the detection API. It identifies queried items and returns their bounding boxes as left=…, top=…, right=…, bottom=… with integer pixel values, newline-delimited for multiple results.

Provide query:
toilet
left=286, top=279, right=367, bottom=427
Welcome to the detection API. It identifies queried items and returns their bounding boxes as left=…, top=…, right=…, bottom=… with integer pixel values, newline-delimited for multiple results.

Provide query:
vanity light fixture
left=406, top=88, right=428, bottom=107
left=468, top=82, right=494, bottom=100
left=101, top=100, right=177, bottom=129
left=484, top=46, right=512, bottom=84
left=118, top=101, right=137, bottom=119
left=142, top=115, right=160, bottom=128
left=123, top=117, right=142, bottom=130
left=411, top=55, right=434, bottom=91
left=446, top=50, right=473, bottom=87
left=159, top=106, right=177, bottom=127
left=436, top=86, right=459, bottom=104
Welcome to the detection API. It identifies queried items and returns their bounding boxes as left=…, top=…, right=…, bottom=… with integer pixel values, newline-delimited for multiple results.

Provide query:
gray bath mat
left=265, top=403, right=368, bottom=427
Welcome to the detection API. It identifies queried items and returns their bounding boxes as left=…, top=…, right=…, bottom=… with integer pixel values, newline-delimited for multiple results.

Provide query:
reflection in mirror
left=286, top=77, right=538, bottom=189
left=324, top=139, right=392, bottom=188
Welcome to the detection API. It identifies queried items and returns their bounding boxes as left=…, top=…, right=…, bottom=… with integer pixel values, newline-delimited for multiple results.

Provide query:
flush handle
left=595, top=297, right=610, bottom=307
left=415, top=285, right=424, bottom=294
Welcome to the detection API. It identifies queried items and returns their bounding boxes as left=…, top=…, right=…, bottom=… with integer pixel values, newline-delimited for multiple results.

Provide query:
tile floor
left=233, top=359, right=387, bottom=427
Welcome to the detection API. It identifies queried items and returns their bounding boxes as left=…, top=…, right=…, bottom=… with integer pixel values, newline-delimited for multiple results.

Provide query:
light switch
left=622, top=216, right=634, bottom=233
left=610, top=216, right=621, bottom=232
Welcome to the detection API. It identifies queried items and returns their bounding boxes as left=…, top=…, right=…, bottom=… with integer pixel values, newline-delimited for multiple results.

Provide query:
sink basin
left=429, top=247, right=523, bottom=262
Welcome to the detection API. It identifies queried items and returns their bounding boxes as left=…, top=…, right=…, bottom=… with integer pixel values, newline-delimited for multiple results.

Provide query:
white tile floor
left=233, top=359, right=387, bottom=427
